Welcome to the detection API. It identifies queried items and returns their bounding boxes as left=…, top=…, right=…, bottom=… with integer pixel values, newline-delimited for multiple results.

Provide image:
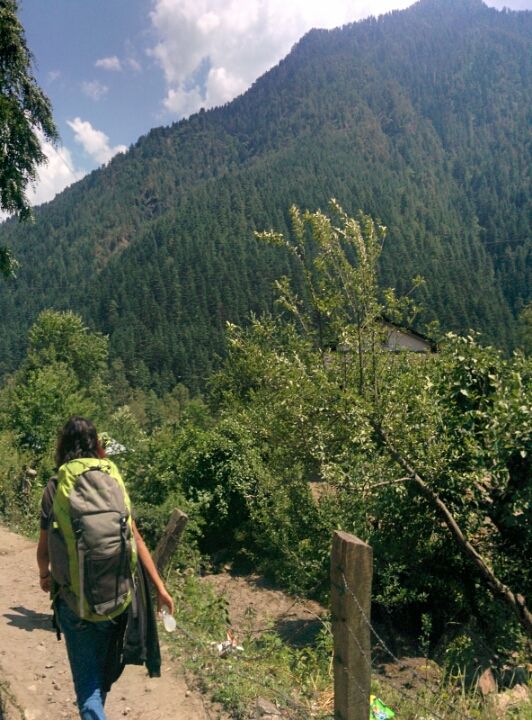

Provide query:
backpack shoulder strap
left=41, top=476, right=58, bottom=529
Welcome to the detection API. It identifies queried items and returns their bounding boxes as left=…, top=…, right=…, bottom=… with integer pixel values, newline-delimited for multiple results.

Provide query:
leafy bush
left=0, top=430, right=37, bottom=533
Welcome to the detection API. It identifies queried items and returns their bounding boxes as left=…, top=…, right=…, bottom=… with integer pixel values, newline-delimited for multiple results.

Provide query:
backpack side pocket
left=48, top=521, right=71, bottom=588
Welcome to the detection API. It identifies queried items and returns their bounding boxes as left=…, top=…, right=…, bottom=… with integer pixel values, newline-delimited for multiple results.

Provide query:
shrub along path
left=0, top=524, right=207, bottom=720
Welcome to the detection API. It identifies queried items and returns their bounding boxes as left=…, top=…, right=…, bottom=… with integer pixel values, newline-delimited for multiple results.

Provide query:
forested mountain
left=0, top=0, right=530, bottom=391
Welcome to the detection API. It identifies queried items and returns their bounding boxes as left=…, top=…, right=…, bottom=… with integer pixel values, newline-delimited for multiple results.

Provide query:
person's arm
left=36, top=529, right=51, bottom=593
left=132, top=520, right=175, bottom=615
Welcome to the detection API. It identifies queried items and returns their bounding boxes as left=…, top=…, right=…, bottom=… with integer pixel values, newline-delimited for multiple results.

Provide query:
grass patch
left=165, top=570, right=332, bottom=718
left=162, top=570, right=531, bottom=720
left=371, top=675, right=532, bottom=720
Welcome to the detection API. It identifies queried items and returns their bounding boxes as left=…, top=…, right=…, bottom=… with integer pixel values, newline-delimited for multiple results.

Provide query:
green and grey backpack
left=48, top=457, right=137, bottom=622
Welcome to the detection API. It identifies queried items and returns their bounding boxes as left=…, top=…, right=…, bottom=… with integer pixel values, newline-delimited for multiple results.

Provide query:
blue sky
left=17, top=0, right=532, bottom=209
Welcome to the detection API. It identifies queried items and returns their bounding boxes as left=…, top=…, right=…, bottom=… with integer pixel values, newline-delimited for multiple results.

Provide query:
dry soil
left=0, top=524, right=209, bottom=720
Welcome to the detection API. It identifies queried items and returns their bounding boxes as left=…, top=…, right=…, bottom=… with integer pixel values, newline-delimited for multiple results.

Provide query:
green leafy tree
left=1, top=310, right=109, bottom=453
left=0, top=0, right=58, bottom=274
left=213, top=202, right=531, bottom=643
left=7, top=362, right=98, bottom=451
left=26, top=309, right=108, bottom=388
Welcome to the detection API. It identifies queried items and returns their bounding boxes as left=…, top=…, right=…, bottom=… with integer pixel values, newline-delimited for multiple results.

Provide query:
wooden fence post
left=153, top=508, right=189, bottom=574
left=331, top=530, right=373, bottom=720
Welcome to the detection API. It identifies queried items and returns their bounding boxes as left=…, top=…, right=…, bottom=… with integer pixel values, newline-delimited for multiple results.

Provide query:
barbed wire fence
left=158, top=516, right=477, bottom=719
left=330, top=529, right=478, bottom=720
left=340, top=570, right=476, bottom=720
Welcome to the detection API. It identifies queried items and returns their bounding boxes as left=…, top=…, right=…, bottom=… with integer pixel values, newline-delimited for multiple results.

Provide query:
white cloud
left=67, top=118, right=127, bottom=165
left=81, top=80, right=109, bottom=101
left=127, top=57, right=142, bottom=71
left=206, top=66, right=247, bottom=107
left=0, top=135, right=85, bottom=220
left=149, top=0, right=415, bottom=118
left=47, top=70, right=61, bottom=83
left=28, top=137, right=86, bottom=207
left=1, top=119, right=127, bottom=219
left=163, top=85, right=204, bottom=115
left=197, top=11, right=220, bottom=33
left=95, top=55, right=122, bottom=71
left=486, top=0, right=532, bottom=6
left=95, top=55, right=142, bottom=72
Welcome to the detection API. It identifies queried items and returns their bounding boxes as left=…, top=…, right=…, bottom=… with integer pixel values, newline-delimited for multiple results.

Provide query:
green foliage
left=121, top=384, right=196, bottom=432
left=26, top=310, right=109, bottom=387
left=0, top=246, right=18, bottom=277
left=0, top=0, right=58, bottom=217
left=207, top=203, right=531, bottom=666
left=6, top=362, right=98, bottom=451
left=0, top=310, right=109, bottom=454
left=112, top=422, right=204, bottom=568
left=244, top=463, right=332, bottom=595
left=0, top=0, right=58, bottom=277
left=0, top=428, right=34, bottom=530
left=176, top=418, right=267, bottom=556
left=377, top=333, right=531, bottom=605
left=117, top=417, right=264, bottom=563
left=104, top=405, right=145, bottom=450
left=517, top=302, right=532, bottom=356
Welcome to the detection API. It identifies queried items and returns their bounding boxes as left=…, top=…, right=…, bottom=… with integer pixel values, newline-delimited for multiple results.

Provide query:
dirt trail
left=0, top=524, right=208, bottom=720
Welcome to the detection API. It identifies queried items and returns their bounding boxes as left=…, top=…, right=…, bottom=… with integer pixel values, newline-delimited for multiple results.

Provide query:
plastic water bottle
left=160, top=605, right=176, bottom=632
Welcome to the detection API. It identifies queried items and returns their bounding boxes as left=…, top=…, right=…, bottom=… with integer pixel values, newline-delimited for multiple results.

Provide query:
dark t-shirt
left=40, top=477, right=57, bottom=530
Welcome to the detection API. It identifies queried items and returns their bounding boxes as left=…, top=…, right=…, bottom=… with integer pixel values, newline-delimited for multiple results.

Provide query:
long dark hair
left=55, top=416, right=103, bottom=467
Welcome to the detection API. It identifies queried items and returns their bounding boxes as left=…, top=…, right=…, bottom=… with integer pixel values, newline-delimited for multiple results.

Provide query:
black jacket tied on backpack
left=103, top=558, right=161, bottom=691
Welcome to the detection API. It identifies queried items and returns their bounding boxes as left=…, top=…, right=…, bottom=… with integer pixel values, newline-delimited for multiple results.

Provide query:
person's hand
left=39, top=572, right=51, bottom=593
left=156, top=585, right=174, bottom=615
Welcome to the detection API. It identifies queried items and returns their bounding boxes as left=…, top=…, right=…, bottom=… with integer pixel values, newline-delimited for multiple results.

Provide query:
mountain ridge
left=0, top=0, right=529, bottom=390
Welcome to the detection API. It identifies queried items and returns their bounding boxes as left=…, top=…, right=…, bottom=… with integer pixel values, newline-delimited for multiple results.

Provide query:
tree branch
left=373, top=423, right=532, bottom=638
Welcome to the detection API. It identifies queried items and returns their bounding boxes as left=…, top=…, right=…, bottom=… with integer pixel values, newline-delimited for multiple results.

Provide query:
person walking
left=36, top=415, right=174, bottom=720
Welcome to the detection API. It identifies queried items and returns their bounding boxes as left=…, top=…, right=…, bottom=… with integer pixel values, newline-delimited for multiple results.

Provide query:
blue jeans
left=56, top=600, right=115, bottom=720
